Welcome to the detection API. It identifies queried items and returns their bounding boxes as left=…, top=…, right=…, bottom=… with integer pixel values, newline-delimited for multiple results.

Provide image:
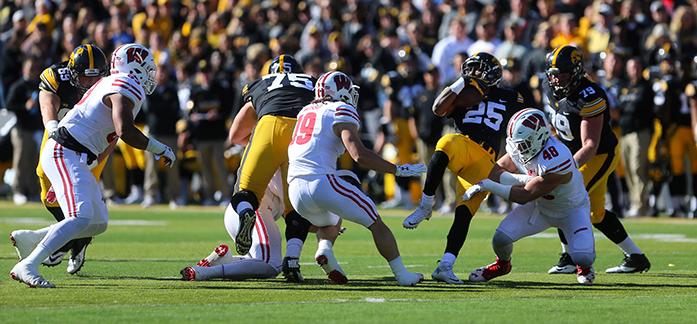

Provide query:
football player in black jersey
left=227, top=55, right=315, bottom=282
left=403, top=53, right=528, bottom=284
left=544, top=45, right=650, bottom=274
left=12, top=44, right=109, bottom=275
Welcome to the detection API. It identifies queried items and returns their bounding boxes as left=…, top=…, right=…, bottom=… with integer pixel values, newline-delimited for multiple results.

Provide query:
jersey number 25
left=462, top=101, right=505, bottom=131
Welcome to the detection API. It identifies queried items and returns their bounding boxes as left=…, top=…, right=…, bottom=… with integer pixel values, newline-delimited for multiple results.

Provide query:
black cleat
left=282, top=256, right=304, bottom=283
left=606, top=254, right=651, bottom=273
left=547, top=252, right=576, bottom=274
left=235, top=208, right=256, bottom=255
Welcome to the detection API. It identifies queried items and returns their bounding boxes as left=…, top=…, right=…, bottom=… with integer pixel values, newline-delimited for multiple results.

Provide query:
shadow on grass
left=487, top=280, right=697, bottom=290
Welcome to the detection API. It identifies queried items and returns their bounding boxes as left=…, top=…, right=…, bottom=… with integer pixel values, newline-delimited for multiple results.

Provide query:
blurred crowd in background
left=1, top=0, right=697, bottom=218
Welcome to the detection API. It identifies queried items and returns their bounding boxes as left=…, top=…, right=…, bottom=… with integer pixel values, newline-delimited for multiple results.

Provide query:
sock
left=561, top=243, right=568, bottom=254
left=444, top=206, right=473, bottom=256
left=420, top=193, right=435, bottom=209
left=24, top=217, right=90, bottom=267
left=617, top=237, right=642, bottom=255
left=286, top=238, right=304, bottom=259
left=593, top=210, right=629, bottom=244
left=423, top=151, right=449, bottom=196
left=317, top=239, right=333, bottom=253
left=492, top=230, right=514, bottom=261
left=234, top=201, right=253, bottom=215
left=557, top=228, right=568, bottom=245
left=440, top=252, right=456, bottom=265
left=388, top=256, right=408, bottom=276
left=46, top=206, right=65, bottom=222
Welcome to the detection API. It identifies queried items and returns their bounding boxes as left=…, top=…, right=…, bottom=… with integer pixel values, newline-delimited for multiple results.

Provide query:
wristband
left=480, top=179, right=512, bottom=201
left=45, top=120, right=58, bottom=133
left=500, top=171, right=533, bottom=186
left=146, top=137, right=167, bottom=154
left=449, top=77, right=466, bottom=95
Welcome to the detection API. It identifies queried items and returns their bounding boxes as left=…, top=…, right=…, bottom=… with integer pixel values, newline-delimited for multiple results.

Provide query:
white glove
left=45, top=120, right=58, bottom=135
left=87, top=159, right=99, bottom=170
left=146, top=137, right=176, bottom=167
left=462, top=183, right=483, bottom=201
left=395, top=163, right=427, bottom=177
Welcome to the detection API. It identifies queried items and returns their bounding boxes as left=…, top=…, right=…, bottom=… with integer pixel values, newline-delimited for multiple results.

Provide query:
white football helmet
left=110, top=43, right=157, bottom=95
left=315, top=71, right=360, bottom=107
left=506, top=108, right=550, bottom=163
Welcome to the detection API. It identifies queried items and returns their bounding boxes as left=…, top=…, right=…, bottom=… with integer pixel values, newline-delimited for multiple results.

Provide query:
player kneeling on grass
left=464, top=109, right=596, bottom=285
left=9, top=44, right=175, bottom=288
left=180, top=170, right=286, bottom=281
left=287, top=71, right=425, bottom=286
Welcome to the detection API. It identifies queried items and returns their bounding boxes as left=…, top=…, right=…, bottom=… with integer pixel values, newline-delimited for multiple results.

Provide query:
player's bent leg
left=315, top=226, right=347, bottom=284
left=182, top=259, right=279, bottom=281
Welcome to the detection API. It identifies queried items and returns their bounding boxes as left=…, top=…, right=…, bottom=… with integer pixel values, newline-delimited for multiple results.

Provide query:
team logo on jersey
left=126, top=47, right=149, bottom=64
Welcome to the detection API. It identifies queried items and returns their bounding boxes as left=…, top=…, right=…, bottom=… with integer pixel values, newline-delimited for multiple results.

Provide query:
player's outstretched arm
left=38, top=90, right=61, bottom=133
left=228, top=102, right=257, bottom=146
left=471, top=172, right=570, bottom=205
left=108, top=93, right=175, bottom=166
left=336, top=122, right=397, bottom=174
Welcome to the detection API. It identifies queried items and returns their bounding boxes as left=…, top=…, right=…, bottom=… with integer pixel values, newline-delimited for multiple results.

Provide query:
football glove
left=395, top=163, right=427, bottom=177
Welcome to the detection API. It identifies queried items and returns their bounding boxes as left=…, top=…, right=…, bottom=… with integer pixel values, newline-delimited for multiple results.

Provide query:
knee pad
left=569, top=252, right=595, bottom=268
left=230, top=190, right=259, bottom=211
left=284, top=210, right=311, bottom=241
left=492, top=229, right=514, bottom=248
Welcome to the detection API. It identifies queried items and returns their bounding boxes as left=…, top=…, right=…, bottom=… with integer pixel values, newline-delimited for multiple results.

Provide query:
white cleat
left=197, top=244, right=235, bottom=267
left=315, top=247, right=348, bottom=284
left=576, top=266, right=595, bottom=286
left=10, top=230, right=43, bottom=261
left=9, top=262, right=55, bottom=288
left=431, top=262, right=464, bottom=284
left=403, top=206, right=432, bottom=229
left=396, top=272, right=424, bottom=286
left=67, top=245, right=88, bottom=275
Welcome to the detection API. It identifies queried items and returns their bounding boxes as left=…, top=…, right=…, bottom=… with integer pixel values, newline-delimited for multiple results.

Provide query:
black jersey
left=544, top=77, right=618, bottom=155
left=242, top=73, right=315, bottom=119
left=449, top=86, right=527, bottom=158
left=38, top=62, right=84, bottom=119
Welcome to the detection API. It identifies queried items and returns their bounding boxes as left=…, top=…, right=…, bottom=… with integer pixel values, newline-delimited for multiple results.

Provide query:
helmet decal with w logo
left=521, top=114, right=546, bottom=131
left=126, top=47, right=149, bottom=64
left=333, top=74, right=351, bottom=90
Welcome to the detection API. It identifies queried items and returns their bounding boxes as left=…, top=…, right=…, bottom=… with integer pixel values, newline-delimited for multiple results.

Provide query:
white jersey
left=287, top=101, right=360, bottom=179
left=507, top=136, right=589, bottom=216
left=59, top=73, right=145, bottom=156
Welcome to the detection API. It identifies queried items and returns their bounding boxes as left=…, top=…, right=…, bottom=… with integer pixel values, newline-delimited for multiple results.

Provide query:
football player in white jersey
left=9, top=43, right=176, bottom=288
left=180, top=170, right=285, bottom=281
left=287, top=71, right=425, bottom=286
left=463, top=109, right=596, bottom=285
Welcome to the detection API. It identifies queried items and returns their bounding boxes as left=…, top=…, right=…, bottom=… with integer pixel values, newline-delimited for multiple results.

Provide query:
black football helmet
left=461, top=52, right=502, bottom=88
left=268, top=54, right=301, bottom=74
left=545, top=45, right=585, bottom=98
left=67, top=44, right=108, bottom=91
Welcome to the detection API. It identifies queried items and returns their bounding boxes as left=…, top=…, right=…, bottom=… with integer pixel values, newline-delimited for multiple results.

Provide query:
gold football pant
left=237, top=115, right=296, bottom=213
left=668, top=126, right=697, bottom=176
left=579, top=146, right=620, bottom=224
left=37, top=129, right=109, bottom=207
left=435, top=133, right=496, bottom=215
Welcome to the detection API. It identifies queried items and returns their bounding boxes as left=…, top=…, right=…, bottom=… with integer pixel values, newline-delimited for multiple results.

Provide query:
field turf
left=0, top=202, right=696, bottom=323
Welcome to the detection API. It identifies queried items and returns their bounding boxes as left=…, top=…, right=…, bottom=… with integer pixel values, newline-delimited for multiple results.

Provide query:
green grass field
left=0, top=202, right=696, bottom=323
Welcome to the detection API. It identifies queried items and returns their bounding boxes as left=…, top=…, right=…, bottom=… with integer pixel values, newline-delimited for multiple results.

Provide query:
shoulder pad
left=39, top=67, right=60, bottom=93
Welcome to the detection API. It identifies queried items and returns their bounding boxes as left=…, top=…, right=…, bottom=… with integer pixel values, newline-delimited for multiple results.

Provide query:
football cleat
left=180, top=266, right=197, bottom=281
left=197, top=244, right=235, bottom=267
left=605, top=254, right=651, bottom=273
left=235, top=209, right=256, bottom=255
left=10, top=230, right=43, bottom=261
left=431, top=261, right=464, bottom=284
left=42, top=251, right=66, bottom=267
left=315, top=249, right=348, bottom=284
left=67, top=244, right=88, bottom=275
left=403, top=206, right=432, bottom=229
left=576, top=266, right=595, bottom=285
left=469, top=258, right=512, bottom=282
left=547, top=252, right=576, bottom=274
left=282, top=257, right=304, bottom=283
left=10, top=262, right=55, bottom=288
left=396, top=272, right=424, bottom=286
